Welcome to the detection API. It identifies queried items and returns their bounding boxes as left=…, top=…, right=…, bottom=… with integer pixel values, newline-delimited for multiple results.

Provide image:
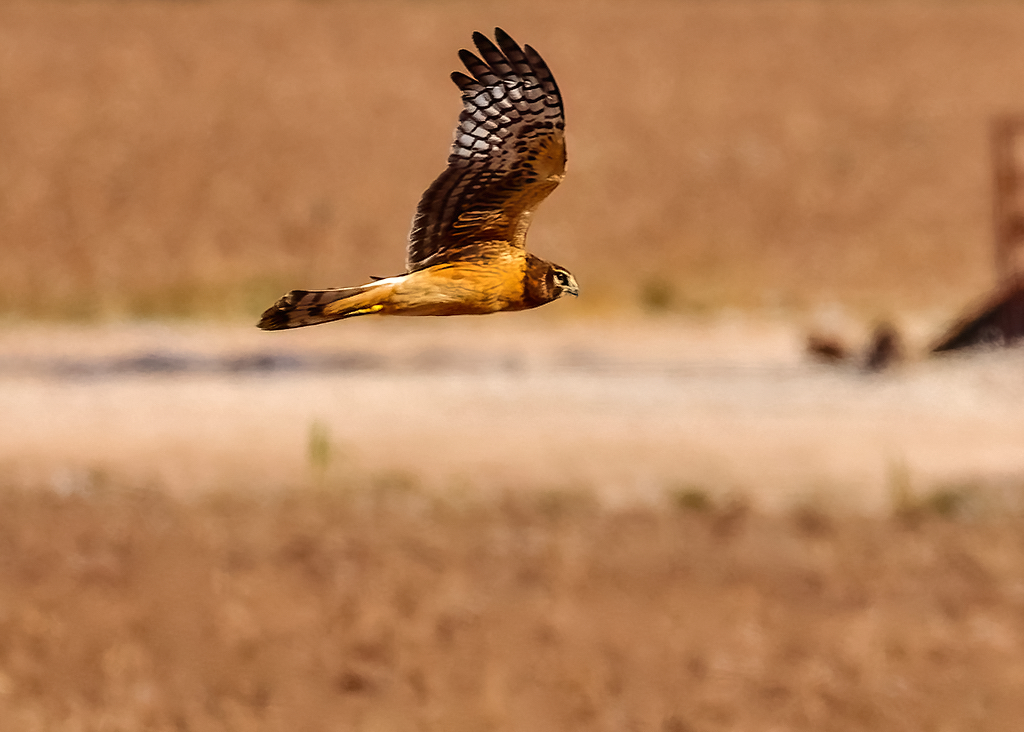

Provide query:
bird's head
left=523, top=255, right=579, bottom=308
left=548, top=264, right=579, bottom=299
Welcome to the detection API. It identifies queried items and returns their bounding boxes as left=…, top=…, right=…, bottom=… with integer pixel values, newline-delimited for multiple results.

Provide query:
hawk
left=258, top=27, right=577, bottom=331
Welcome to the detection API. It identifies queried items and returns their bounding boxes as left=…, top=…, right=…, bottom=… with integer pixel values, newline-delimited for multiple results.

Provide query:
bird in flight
left=258, top=27, right=577, bottom=331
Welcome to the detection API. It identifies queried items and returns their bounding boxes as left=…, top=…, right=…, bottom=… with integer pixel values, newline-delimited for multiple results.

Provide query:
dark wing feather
left=407, top=28, right=566, bottom=272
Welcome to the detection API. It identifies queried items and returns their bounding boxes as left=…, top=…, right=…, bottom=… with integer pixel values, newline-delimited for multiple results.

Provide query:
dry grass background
left=2, top=485, right=1024, bottom=732
left=1, top=0, right=1023, bottom=321
left=5, top=3, right=1024, bottom=729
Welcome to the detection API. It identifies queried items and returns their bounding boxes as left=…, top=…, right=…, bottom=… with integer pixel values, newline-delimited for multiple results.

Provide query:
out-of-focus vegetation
left=1, top=483, right=1023, bottom=731
left=0, top=1, right=1019, bottom=320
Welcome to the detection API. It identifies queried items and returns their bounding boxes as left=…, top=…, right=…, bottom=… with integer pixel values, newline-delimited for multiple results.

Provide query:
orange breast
left=380, top=255, right=528, bottom=316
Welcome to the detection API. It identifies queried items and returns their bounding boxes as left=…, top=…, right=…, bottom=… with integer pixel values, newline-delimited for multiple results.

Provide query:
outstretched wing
left=407, top=28, right=566, bottom=272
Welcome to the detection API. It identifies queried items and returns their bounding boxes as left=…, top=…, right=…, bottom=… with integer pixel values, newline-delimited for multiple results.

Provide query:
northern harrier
left=258, top=28, right=577, bottom=331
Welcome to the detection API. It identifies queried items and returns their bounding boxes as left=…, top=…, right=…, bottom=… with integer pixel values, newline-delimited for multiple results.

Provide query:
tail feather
left=257, top=285, right=387, bottom=330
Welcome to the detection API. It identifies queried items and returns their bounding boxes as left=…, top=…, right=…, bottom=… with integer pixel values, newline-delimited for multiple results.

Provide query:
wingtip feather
left=257, top=307, right=291, bottom=331
left=450, top=70, right=478, bottom=90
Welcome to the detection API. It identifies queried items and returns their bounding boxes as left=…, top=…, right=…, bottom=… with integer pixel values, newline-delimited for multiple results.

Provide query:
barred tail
left=257, top=285, right=389, bottom=330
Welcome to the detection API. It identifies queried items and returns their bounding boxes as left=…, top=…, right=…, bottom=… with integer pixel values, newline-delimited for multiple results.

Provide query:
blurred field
left=2, top=485, right=1024, bottom=731
left=2, top=0, right=1024, bottom=322
left=7, top=318, right=1024, bottom=730
left=5, top=4, right=1024, bottom=729
left=2, top=318, right=1024, bottom=511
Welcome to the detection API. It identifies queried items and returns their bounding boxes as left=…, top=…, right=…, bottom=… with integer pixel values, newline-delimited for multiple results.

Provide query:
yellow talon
left=349, top=304, right=384, bottom=316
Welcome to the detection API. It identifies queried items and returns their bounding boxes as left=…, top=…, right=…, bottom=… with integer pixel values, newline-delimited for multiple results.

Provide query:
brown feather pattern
left=406, top=27, right=566, bottom=272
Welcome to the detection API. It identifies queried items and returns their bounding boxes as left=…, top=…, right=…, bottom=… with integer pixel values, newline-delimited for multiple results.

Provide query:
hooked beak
left=564, top=276, right=580, bottom=298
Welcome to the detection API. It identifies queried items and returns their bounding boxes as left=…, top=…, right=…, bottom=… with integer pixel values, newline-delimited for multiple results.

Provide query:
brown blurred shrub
left=0, top=484, right=1023, bottom=730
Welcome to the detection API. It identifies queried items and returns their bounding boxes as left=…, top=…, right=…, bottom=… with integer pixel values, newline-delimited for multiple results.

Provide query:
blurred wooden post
left=992, top=116, right=1024, bottom=284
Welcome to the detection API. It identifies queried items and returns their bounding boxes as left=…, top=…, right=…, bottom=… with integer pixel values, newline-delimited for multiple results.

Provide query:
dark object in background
left=929, top=117, right=1024, bottom=355
left=992, top=117, right=1024, bottom=284
left=806, top=333, right=849, bottom=363
left=806, top=323, right=903, bottom=372
left=864, top=322, right=903, bottom=371
left=932, top=279, right=1024, bottom=353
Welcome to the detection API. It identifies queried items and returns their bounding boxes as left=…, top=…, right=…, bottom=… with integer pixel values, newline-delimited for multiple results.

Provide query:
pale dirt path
left=1, top=316, right=1021, bottom=512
